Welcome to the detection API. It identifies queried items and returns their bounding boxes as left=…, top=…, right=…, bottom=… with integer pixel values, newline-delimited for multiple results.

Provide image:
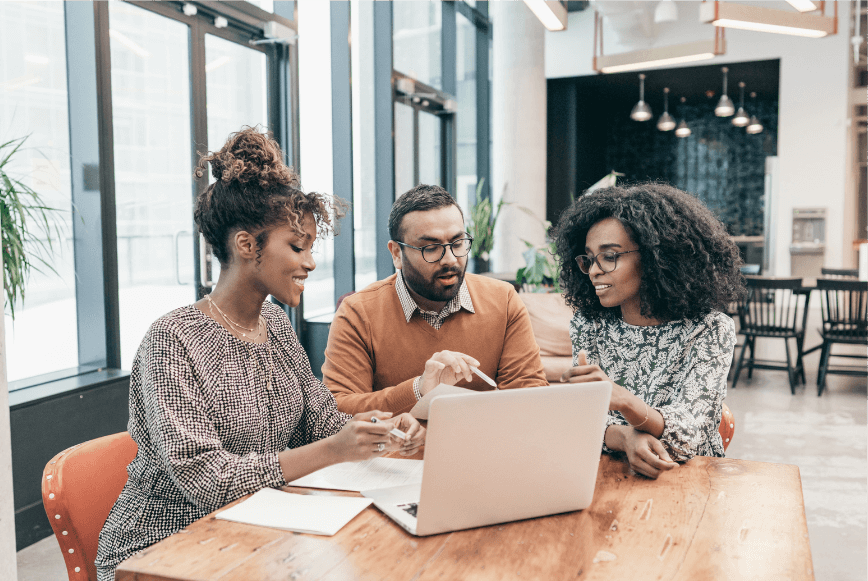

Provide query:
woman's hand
left=389, top=413, right=426, bottom=456
left=622, top=429, right=678, bottom=479
left=327, top=411, right=394, bottom=462
left=561, top=350, right=633, bottom=411
left=419, top=351, right=480, bottom=396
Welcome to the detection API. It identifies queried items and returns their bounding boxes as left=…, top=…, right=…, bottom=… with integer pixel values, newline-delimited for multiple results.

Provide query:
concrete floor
left=16, top=342, right=867, bottom=581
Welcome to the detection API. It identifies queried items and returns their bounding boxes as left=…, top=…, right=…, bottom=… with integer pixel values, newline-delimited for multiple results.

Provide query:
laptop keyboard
left=397, top=502, right=418, bottom=518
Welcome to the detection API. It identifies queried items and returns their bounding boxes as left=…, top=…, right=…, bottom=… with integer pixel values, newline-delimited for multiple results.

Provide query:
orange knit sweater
left=323, top=273, right=548, bottom=415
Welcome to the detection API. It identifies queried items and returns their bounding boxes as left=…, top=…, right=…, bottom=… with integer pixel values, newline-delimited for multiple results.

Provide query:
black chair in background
left=816, top=278, right=868, bottom=396
left=821, top=267, right=859, bottom=279
left=732, top=277, right=808, bottom=394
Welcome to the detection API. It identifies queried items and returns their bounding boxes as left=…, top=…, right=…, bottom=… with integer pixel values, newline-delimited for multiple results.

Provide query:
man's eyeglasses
left=575, top=250, right=639, bottom=274
left=393, top=237, right=474, bottom=263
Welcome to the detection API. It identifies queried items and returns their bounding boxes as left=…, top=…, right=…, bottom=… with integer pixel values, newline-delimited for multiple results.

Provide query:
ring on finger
left=376, top=443, right=385, bottom=452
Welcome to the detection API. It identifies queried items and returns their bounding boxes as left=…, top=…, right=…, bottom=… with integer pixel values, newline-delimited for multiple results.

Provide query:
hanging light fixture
left=675, top=97, right=692, bottom=138
left=732, top=81, right=750, bottom=127
left=746, top=92, right=764, bottom=134
left=630, top=74, right=653, bottom=122
left=715, top=67, right=735, bottom=117
left=657, top=88, right=676, bottom=131
left=700, top=1, right=837, bottom=38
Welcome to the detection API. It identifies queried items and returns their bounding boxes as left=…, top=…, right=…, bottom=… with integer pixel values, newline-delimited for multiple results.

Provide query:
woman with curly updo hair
left=96, top=128, right=425, bottom=580
left=553, top=183, right=743, bottom=480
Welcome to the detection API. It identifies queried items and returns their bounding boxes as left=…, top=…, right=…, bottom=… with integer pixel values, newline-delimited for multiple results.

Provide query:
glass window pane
left=0, top=1, right=77, bottom=382
left=246, top=0, right=274, bottom=13
left=351, top=0, right=378, bottom=290
left=109, top=2, right=195, bottom=370
left=395, top=102, right=415, bottom=196
left=393, top=0, right=442, bottom=90
left=418, top=111, right=440, bottom=186
left=456, top=11, right=477, bottom=217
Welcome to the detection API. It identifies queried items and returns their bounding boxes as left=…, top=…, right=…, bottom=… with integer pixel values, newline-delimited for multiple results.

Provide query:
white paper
left=409, top=383, right=477, bottom=420
left=215, top=488, right=372, bottom=536
left=287, top=458, right=424, bottom=492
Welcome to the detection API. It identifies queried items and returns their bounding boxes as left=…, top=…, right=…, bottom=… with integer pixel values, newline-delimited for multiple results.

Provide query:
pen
left=470, top=366, right=497, bottom=388
left=370, top=417, right=407, bottom=440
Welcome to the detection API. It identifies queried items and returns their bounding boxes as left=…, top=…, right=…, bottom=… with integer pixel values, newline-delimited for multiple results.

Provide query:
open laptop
left=361, top=382, right=611, bottom=536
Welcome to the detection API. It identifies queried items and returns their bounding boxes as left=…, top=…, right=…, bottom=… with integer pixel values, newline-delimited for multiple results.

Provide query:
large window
left=1, top=1, right=77, bottom=382
left=455, top=10, right=478, bottom=216
left=393, top=0, right=442, bottom=90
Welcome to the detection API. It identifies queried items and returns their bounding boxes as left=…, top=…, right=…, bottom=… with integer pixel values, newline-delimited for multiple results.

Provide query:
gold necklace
left=206, top=295, right=264, bottom=340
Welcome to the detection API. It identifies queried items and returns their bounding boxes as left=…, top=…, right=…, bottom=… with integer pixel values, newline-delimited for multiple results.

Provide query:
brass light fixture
left=732, top=81, right=750, bottom=127
left=657, top=88, right=676, bottom=131
left=715, top=66, right=735, bottom=117
left=630, top=73, right=653, bottom=122
left=675, top=97, right=692, bottom=138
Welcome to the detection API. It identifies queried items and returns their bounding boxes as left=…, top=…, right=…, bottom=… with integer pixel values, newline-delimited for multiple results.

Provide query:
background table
left=115, top=454, right=813, bottom=580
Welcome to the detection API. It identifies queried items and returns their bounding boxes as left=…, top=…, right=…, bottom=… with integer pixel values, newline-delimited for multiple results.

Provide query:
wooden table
left=115, top=455, right=813, bottom=580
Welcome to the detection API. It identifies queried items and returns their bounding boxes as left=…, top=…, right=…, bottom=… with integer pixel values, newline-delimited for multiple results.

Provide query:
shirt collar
left=395, top=270, right=474, bottom=323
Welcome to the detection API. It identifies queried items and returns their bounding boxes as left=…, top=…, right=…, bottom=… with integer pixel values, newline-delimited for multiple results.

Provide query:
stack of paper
left=216, top=488, right=372, bottom=536
left=288, top=457, right=423, bottom=492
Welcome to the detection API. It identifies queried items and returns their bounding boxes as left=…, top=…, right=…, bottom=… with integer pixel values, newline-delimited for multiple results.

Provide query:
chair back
left=42, top=432, right=138, bottom=581
left=737, top=277, right=805, bottom=336
left=740, top=264, right=761, bottom=275
left=719, top=402, right=735, bottom=452
left=816, top=278, right=868, bottom=342
left=820, top=267, right=859, bottom=279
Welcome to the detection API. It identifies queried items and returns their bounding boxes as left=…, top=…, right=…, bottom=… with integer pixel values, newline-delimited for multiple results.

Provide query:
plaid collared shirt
left=395, top=270, right=474, bottom=400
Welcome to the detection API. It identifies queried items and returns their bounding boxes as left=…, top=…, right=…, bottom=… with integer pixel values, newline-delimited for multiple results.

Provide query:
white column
left=490, top=1, right=548, bottom=274
left=0, top=250, right=18, bottom=579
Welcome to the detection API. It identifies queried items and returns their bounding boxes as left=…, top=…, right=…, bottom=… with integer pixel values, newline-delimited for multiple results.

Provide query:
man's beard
left=401, top=259, right=466, bottom=305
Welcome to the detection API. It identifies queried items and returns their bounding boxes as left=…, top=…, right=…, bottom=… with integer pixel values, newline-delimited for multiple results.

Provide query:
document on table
left=410, top=383, right=476, bottom=420
left=215, top=488, right=371, bottom=536
left=287, top=458, right=424, bottom=492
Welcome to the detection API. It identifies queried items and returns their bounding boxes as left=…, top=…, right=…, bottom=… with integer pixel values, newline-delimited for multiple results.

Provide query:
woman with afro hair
left=95, top=128, right=425, bottom=579
left=553, top=183, right=744, bottom=479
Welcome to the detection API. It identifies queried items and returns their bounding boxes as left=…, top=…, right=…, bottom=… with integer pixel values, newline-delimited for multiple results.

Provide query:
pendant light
left=732, top=81, right=750, bottom=127
left=630, top=73, right=653, bottom=122
left=675, top=97, right=692, bottom=138
left=715, top=66, right=735, bottom=117
left=746, top=92, right=764, bottom=134
left=657, top=88, right=676, bottom=131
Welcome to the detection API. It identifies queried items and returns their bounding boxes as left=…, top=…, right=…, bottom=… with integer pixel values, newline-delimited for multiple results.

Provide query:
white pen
left=470, top=365, right=497, bottom=388
left=370, top=417, right=408, bottom=440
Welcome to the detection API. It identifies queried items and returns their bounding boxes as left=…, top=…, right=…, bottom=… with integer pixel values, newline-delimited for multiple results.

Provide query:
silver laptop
left=361, top=382, right=611, bottom=536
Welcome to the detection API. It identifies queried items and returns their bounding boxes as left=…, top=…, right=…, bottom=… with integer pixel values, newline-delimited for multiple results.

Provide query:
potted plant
left=466, top=179, right=505, bottom=274
left=514, top=209, right=561, bottom=293
left=1, top=135, right=63, bottom=319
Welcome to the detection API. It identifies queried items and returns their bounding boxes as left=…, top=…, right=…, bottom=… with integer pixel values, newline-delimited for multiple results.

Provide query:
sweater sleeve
left=656, top=314, right=735, bottom=461
left=494, top=287, right=549, bottom=389
left=139, top=321, right=284, bottom=514
left=323, top=301, right=419, bottom=415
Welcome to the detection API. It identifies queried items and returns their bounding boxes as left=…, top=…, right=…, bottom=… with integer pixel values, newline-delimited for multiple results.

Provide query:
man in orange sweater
left=323, top=184, right=548, bottom=415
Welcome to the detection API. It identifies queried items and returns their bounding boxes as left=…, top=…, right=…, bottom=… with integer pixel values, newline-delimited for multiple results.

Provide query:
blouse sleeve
left=139, top=320, right=285, bottom=514
left=655, top=314, right=736, bottom=461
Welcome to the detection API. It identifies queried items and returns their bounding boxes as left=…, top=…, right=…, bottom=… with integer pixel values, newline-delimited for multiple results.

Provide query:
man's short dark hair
left=388, top=184, right=464, bottom=241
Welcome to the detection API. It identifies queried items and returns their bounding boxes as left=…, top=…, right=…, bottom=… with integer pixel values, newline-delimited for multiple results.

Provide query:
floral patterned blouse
left=95, top=302, right=351, bottom=580
left=569, top=310, right=735, bottom=461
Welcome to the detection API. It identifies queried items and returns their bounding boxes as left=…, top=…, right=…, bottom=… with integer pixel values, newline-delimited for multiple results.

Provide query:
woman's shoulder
left=682, top=311, right=736, bottom=349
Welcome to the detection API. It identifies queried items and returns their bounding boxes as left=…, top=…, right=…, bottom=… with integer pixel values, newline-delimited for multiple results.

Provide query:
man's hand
left=419, top=351, right=480, bottom=396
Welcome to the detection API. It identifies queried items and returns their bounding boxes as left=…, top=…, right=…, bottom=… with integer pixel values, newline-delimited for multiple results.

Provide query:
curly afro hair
left=552, top=183, right=745, bottom=322
left=194, top=127, right=346, bottom=265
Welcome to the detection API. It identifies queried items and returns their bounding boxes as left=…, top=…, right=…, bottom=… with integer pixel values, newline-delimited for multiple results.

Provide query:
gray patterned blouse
left=95, top=302, right=351, bottom=580
left=569, top=310, right=735, bottom=461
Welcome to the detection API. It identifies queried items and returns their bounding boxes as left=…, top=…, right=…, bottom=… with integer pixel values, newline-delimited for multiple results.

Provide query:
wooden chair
left=820, top=267, right=859, bottom=279
left=732, top=277, right=808, bottom=394
left=42, top=432, right=138, bottom=581
left=719, top=402, right=735, bottom=452
left=816, top=278, right=868, bottom=396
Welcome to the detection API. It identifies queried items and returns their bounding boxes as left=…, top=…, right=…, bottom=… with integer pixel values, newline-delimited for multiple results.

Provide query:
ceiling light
left=700, top=1, right=837, bottom=38
left=657, top=87, right=676, bottom=131
left=654, top=0, right=678, bottom=24
left=746, top=92, right=764, bottom=134
left=214, top=16, right=228, bottom=29
left=675, top=97, right=692, bottom=138
left=715, top=67, right=735, bottom=117
left=786, top=0, right=817, bottom=13
left=522, top=0, right=568, bottom=32
left=630, top=74, right=652, bottom=122
left=732, top=81, right=749, bottom=127
left=595, top=39, right=723, bottom=74
left=182, top=3, right=197, bottom=17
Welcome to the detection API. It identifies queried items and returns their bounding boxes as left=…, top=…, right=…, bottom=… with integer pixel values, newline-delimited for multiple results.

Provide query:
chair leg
left=817, top=341, right=832, bottom=397
left=795, top=334, right=806, bottom=384
left=783, top=338, right=796, bottom=395
left=732, top=337, right=750, bottom=388
left=747, top=337, right=755, bottom=379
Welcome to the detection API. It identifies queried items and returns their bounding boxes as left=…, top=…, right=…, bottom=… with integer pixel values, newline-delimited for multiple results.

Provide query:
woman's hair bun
left=194, top=126, right=299, bottom=190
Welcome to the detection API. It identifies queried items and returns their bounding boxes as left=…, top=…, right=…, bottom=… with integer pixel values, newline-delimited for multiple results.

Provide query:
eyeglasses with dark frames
left=575, top=249, right=639, bottom=274
left=393, top=237, right=474, bottom=263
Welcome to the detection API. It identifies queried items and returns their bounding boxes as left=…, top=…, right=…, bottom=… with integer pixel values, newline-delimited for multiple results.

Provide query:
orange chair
left=719, top=402, right=735, bottom=452
left=42, top=432, right=138, bottom=581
